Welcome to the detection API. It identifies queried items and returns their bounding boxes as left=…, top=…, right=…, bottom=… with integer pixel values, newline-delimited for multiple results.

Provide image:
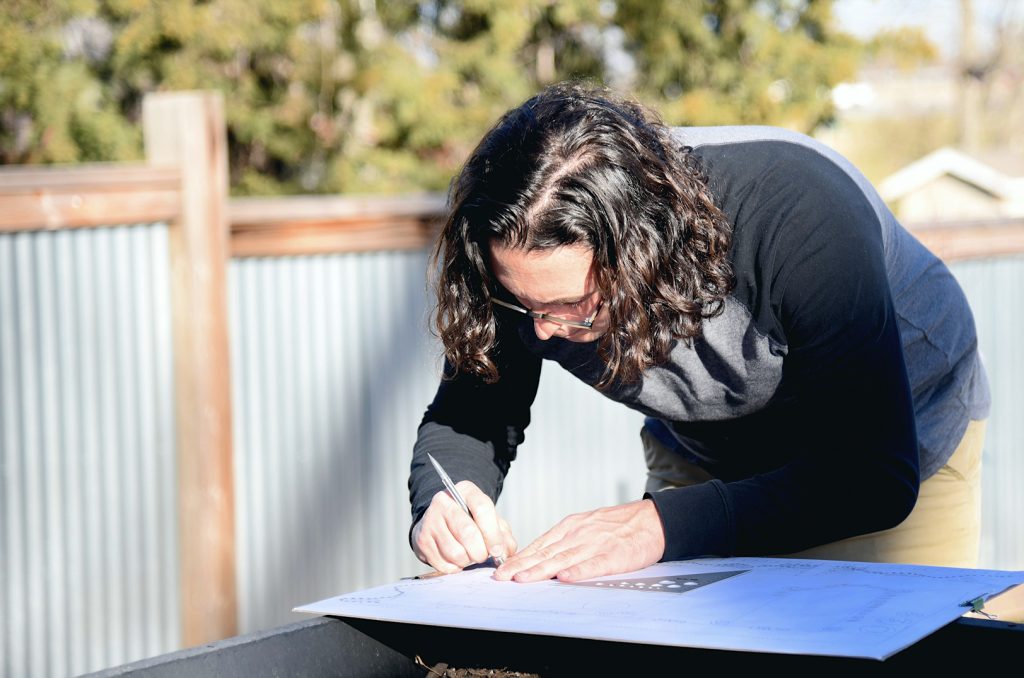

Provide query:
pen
left=426, top=453, right=505, bottom=567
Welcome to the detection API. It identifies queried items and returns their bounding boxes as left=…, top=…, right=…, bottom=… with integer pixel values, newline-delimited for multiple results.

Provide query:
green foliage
left=616, top=0, right=860, bottom=130
left=865, top=27, right=939, bottom=70
left=0, top=0, right=865, bottom=194
left=0, top=0, right=141, bottom=163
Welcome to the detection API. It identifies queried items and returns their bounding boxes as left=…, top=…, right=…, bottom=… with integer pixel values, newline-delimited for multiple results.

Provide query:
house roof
left=878, top=147, right=1016, bottom=202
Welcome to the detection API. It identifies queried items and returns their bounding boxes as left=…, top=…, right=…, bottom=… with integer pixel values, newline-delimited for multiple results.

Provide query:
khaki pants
left=642, top=420, right=986, bottom=568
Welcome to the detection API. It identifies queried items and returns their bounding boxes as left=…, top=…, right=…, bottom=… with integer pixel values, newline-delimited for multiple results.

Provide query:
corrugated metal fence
left=0, top=224, right=179, bottom=677
left=949, top=254, right=1024, bottom=570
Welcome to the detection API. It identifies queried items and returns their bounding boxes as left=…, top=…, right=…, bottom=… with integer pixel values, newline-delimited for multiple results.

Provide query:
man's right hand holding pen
left=411, top=477, right=517, bottom=575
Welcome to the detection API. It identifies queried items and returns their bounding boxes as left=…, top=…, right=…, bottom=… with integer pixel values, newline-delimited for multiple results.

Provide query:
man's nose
left=533, top=317, right=560, bottom=340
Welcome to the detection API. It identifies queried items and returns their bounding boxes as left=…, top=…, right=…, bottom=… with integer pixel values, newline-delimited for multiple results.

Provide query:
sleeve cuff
left=644, top=479, right=736, bottom=560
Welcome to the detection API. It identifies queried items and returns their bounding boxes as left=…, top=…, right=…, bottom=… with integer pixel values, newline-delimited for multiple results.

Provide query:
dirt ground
left=416, top=656, right=541, bottom=677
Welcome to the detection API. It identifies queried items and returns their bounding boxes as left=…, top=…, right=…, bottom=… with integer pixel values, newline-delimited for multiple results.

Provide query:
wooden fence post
left=142, top=91, right=237, bottom=646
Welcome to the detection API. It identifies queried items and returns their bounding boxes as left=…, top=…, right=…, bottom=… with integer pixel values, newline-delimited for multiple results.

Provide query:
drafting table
left=87, top=582, right=1023, bottom=677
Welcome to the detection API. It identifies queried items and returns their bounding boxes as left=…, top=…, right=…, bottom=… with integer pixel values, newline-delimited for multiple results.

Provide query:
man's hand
left=493, top=499, right=665, bottom=583
left=412, top=480, right=517, bottom=574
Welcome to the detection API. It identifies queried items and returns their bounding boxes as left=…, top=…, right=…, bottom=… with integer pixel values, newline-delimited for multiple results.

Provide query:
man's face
left=488, top=242, right=609, bottom=342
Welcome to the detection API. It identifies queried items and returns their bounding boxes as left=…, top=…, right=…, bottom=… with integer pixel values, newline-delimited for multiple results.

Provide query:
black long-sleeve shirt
left=409, top=126, right=990, bottom=560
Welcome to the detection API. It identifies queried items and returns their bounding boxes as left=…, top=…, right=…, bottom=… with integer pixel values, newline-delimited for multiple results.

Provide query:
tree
left=0, top=0, right=140, bottom=164
left=1, top=0, right=867, bottom=194
left=615, top=0, right=861, bottom=131
left=956, top=0, right=1024, bottom=152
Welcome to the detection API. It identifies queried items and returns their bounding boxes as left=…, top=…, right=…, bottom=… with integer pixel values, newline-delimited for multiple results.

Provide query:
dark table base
left=86, top=614, right=1022, bottom=677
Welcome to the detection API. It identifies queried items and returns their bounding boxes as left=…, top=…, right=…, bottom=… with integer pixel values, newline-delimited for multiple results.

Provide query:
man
left=407, top=82, right=990, bottom=583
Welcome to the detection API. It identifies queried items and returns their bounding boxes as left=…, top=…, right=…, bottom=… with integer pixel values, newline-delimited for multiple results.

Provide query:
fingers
left=411, top=482, right=515, bottom=575
left=505, top=519, right=571, bottom=563
left=459, top=480, right=511, bottom=562
left=499, top=541, right=590, bottom=583
left=493, top=521, right=579, bottom=583
left=443, top=498, right=488, bottom=563
left=494, top=499, right=666, bottom=583
left=413, top=491, right=482, bottom=573
left=498, top=516, right=518, bottom=560
left=492, top=517, right=573, bottom=581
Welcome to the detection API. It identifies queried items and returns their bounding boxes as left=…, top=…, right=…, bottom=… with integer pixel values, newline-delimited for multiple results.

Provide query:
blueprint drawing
left=295, top=557, right=1024, bottom=660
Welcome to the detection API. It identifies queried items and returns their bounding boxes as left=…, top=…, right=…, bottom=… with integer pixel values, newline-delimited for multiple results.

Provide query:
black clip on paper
left=961, top=595, right=998, bottom=620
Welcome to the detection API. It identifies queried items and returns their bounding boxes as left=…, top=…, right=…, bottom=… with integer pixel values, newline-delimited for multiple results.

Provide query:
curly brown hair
left=433, top=82, right=734, bottom=388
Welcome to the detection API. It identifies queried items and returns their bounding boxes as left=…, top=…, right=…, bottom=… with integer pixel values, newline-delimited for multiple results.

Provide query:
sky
left=833, top=0, right=1019, bottom=58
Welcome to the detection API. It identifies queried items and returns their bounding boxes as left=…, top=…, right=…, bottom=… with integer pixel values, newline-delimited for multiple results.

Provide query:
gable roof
left=879, top=147, right=1015, bottom=202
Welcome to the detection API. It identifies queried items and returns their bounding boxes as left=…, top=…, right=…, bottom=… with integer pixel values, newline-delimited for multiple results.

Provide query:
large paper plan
left=295, top=557, right=1024, bottom=661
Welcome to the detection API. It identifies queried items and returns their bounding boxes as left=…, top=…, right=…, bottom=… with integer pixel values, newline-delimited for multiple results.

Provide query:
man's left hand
left=492, top=498, right=665, bottom=583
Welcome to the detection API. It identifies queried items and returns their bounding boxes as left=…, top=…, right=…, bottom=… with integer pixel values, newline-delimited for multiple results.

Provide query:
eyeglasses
left=490, top=296, right=602, bottom=329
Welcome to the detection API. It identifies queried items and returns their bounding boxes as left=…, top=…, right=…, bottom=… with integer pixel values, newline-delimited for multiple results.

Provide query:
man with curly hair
left=407, top=82, right=990, bottom=583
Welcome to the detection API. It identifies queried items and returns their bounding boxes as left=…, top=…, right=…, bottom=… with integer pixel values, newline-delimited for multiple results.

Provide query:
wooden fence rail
left=0, top=164, right=181, bottom=231
left=5, top=174, right=1023, bottom=264
left=229, top=194, right=445, bottom=256
left=910, top=218, right=1024, bottom=262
